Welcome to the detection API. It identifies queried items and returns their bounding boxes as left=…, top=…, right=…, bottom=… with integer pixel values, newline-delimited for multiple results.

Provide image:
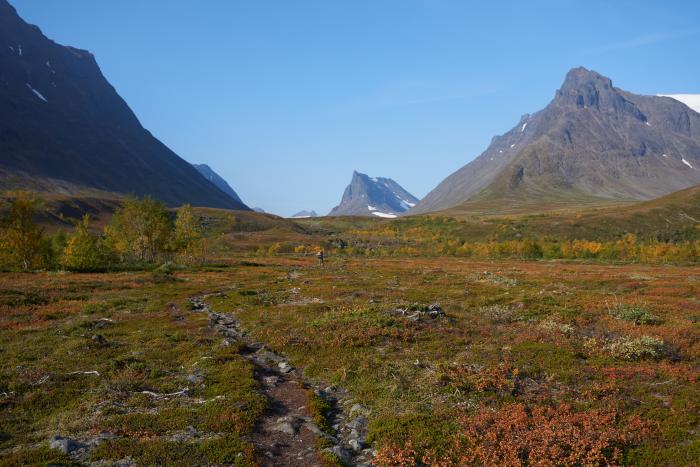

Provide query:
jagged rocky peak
left=328, top=171, right=419, bottom=218
left=410, top=67, right=700, bottom=215
left=554, top=67, right=647, bottom=121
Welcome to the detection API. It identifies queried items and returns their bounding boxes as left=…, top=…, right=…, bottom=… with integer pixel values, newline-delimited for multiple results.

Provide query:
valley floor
left=1, top=256, right=699, bottom=465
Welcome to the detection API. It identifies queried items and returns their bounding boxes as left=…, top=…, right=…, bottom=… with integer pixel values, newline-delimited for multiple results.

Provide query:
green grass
left=2, top=254, right=700, bottom=465
left=0, top=271, right=264, bottom=465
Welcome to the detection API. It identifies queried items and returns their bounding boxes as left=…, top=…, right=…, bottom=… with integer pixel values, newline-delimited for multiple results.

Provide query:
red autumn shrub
left=458, top=403, right=647, bottom=466
left=375, top=404, right=648, bottom=467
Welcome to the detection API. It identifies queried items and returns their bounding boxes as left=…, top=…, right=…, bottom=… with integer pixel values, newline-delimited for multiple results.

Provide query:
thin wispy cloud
left=596, top=28, right=700, bottom=53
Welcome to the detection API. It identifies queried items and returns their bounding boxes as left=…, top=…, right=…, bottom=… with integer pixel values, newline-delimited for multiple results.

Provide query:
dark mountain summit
left=411, top=67, right=700, bottom=214
left=191, top=164, right=244, bottom=204
left=329, top=171, right=419, bottom=217
left=0, top=0, right=248, bottom=210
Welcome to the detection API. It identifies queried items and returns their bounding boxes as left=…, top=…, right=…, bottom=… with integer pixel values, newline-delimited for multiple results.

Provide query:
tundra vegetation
left=0, top=193, right=699, bottom=465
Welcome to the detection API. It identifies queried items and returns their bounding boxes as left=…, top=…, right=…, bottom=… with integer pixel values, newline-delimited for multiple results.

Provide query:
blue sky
left=11, top=0, right=700, bottom=216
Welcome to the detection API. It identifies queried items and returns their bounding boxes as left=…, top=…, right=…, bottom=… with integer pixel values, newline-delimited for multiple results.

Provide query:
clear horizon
left=11, top=0, right=700, bottom=216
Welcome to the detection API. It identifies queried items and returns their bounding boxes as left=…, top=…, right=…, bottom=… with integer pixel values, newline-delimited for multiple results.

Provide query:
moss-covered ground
left=1, top=256, right=699, bottom=465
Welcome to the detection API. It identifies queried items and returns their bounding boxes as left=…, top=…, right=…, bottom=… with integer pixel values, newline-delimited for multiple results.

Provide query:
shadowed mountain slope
left=0, top=0, right=248, bottom=210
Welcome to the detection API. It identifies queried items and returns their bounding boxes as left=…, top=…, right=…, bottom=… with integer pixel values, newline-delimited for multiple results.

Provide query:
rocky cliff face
left=411, top=67, right=700, bottom=214
left=329, top=171, right=419, bottom=218
left=0, top=0, right=248, bottom=210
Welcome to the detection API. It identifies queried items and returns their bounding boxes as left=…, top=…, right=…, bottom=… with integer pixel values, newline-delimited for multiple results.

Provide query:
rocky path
left=191, top=294, right=374, bottom=466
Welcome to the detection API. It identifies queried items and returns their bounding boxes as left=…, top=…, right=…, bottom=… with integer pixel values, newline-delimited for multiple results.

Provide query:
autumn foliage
left=375, top=403, right=648, bottom=467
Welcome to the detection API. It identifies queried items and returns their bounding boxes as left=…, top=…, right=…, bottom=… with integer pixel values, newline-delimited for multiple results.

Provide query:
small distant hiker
left=317, top=249, right=325, bottom=266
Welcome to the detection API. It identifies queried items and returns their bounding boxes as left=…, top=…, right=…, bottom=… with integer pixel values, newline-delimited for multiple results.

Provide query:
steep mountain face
left=0, top=0, right=249, bottom=210
left=291, top=210, right=318, bottom=218
left=191, top=164, right=244, bottom=204
left=329, top=171, right=419, bottom=218
left=411, top=67, right=700, bottom=214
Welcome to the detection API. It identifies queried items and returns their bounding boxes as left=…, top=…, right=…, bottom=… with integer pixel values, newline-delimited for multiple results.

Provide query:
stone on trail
left=349, top=438, right=364, bottom=452
left=272, top=419, right=298, bottom=435
left=349, top=403, right=368, bottom=417
left=324, top=446, right=353, bottom=465
left=263, top=375, right=280, bottom=386
left=346, top=415, right=367, bottom=430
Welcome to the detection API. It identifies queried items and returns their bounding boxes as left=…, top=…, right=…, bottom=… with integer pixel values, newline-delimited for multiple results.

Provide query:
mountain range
left=410, top=67, right=700, bottom=215
left=0, top=0, right=248, bottom=210
left=2, top=0, right=699, bottom=221
left=329, top=171, right=419, bottom=218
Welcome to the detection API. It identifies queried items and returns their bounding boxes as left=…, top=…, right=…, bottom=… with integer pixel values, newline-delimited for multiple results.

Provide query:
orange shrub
left=457, top=403, right=647, bottom=466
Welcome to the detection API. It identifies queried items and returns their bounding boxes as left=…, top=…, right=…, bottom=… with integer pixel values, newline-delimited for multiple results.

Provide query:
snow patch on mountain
left=26, top=83, right=47, bottom=102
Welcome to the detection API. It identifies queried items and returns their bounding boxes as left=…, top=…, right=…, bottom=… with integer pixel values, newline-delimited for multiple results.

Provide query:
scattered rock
left=272, top=420, right=298, bottom=435
left=349, top=403, right=368, bottom=417
left=168, top=426, right=198, bottom=443
left=91, top=334, right=108, bottom=346
left=349, top=438, right=364, bottom=452
left=49, top=435, right=82, bottom=454
left=186, top=372, right=204, bottom=384
left=198, top=294, right=371, bottom=465
left=391, top=303, right=446, bottom=322
left=347, top=415, right=367, bottom=431
left=303, top=422, right=323, bottom=436
left=426, top=303, right=445, bottom=318
left=263, top=375, right=280, bottom=386
left=324, top=446, right=352, bottom=465
left=93, top=318, right=114, bottom=329
left=255, top=349, right=284, bottom=364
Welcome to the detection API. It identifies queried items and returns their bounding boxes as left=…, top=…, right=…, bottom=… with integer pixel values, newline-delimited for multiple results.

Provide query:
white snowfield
left=658, top=94, right=700, bottom=113
left=682, top=158, right=694, bottom=169
left=371, top=212, right=397, bottom=218
left=367, top=205, right=377, bottom=211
